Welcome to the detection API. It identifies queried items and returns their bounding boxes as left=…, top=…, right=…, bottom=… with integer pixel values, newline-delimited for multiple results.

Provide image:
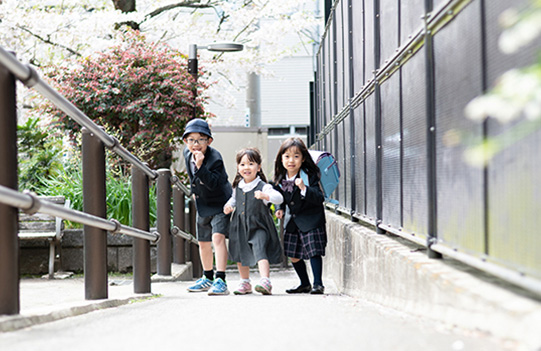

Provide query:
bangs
left=237, top=148, right=262, bottom=164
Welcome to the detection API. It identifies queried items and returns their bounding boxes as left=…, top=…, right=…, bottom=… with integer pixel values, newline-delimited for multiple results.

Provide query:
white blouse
left=225, top=176, right=283, bottom=208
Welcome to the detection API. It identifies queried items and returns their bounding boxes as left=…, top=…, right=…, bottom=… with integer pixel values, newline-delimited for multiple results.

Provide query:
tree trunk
left=112, top=0, right=138, bottom=30
left=113, top=0, right=136, bottom=13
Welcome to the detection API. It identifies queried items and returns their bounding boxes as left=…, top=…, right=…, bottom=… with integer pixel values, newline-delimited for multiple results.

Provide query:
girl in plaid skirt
left=273, top=137, right=327, bottom=294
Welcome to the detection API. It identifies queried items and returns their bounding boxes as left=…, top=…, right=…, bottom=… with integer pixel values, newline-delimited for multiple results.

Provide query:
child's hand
left=275, top=209, right=284, bottom=219
left=254, top=190, right=269, bottom=201
left=295, top=178, right=306, bottom=192
left=193, top=151, right=204, bottom=168
left=223, top=204, right=234, bottom=215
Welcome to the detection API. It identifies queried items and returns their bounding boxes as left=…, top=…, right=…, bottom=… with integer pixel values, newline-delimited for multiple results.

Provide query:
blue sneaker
left=208, top=278, right=229, bottom=295
left=187, top=276, right=213, bottom=292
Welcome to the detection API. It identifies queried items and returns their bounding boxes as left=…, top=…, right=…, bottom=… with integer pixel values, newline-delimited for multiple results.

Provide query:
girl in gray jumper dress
left=224, top=148, right=283, bottom=295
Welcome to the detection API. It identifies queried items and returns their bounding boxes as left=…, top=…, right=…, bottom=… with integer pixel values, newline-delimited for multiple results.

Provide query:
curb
left=0, top=295, right=151, bottom=333
left=151, top=262, right=193, bottom=282
left=0, top=262, right=193, bottom=333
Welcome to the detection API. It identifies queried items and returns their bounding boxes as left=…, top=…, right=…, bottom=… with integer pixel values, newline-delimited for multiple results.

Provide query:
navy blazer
left=275, top=172, right=326, bottom=233
left=184, top=146, right=232, bottom=217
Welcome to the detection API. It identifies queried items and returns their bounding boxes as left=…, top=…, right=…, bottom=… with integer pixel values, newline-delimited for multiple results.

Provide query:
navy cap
left=182, top=118, right=212, bottom=139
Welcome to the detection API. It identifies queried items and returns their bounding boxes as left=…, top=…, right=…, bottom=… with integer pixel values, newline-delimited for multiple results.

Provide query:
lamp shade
left=206, top=43, right=244, bottom=52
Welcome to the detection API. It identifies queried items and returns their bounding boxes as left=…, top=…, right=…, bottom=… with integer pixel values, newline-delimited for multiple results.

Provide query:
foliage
left=38, top=153, right=158, bottom=228
left=42, top=31, right=209, bottom=169
left=464, top=1, right=541, bottom=166
left=17, top=117, right=64, bottom=192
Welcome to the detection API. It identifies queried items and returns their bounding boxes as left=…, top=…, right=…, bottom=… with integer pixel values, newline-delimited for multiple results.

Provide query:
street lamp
left=188, top=42, right=244, bottom=119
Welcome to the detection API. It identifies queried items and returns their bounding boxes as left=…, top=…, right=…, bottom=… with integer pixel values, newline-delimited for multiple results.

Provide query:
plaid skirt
left=283, top=226, right=327, bottom=259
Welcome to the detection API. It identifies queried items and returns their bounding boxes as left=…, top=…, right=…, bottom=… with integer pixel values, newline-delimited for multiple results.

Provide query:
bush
left=42, top=30, right=212, bottom=169
left=38, top=158, right=158, bottom=229
left=17, top=117, right=64, bottom=192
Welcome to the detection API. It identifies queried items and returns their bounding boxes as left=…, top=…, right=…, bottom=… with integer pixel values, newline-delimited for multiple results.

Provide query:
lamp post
left=188, top=43, right=244, bottom=119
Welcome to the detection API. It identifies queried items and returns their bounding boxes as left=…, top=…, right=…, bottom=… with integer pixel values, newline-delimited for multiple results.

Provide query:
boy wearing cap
left=182, top=118, right=233, bottom=295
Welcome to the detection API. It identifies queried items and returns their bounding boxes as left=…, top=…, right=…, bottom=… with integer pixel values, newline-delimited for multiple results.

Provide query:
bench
left=18, top=196, right=71, bottom=279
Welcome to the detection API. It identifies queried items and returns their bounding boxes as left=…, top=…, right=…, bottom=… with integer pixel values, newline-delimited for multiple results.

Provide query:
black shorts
left=196, top=212, right=231, bottom=242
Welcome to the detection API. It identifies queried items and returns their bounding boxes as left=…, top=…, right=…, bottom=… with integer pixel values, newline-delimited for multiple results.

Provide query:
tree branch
left=142, top=1, right=217, bottom=22
left=232, top=0, right=269, bottom=42
left=17, top=25, right=81, bottom=57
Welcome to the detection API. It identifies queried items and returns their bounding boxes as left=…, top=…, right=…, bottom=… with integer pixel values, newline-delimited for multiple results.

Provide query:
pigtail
left=258, top=169, right=268, bottom=183
left=232, top=171, right=243, bottom=188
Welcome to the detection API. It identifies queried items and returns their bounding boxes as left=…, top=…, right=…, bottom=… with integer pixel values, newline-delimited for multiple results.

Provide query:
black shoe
left=310, top=285, right=325, bottom=295
left=286, top=284, right=312, bottom=294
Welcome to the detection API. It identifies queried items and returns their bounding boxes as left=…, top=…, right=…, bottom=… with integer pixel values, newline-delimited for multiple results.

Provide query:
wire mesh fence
left=313, top=0, right=541, bottom=294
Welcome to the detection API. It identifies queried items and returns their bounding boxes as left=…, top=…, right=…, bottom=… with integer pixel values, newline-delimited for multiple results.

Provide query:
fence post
left=347, top=0, right=357, bottom=221
left=82, top=128, right=108, bottom=300
left=156, top=169, right=172, bottom=276
left=189, top=199, right=202, bottom=278
left=0, top=59, right=20, bottom=315
left=132, top=165, right=151, bottom=293
left=423, top=5, right=443, bottom=259
left=374, top=0, right=385, bottom=234
left=172, top=186, right=186, bottom=264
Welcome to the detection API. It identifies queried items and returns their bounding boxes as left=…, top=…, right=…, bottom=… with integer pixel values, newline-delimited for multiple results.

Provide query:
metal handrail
left=0, top=185, right=160, bottom=244
left=171, top=226, right=198, bottom=244
left=171, top=176, right=191, bottom=196
left=0, top=45, right=157, bottom=180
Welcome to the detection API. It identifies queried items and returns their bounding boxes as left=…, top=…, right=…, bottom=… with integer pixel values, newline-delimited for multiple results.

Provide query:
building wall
left=260, top=56, right=314, bottom=126
left=207, top=55, right=314, bottom=129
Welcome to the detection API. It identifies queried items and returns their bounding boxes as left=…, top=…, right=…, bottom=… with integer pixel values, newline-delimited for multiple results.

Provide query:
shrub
left=43, top=30, right=212, bottom=169
left=17, top=117, right=64, bottom=192
left=38, top=156, right=158, bottom=228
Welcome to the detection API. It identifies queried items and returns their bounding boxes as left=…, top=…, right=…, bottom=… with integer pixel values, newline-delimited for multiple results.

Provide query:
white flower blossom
left=0, top=0, right=321, bottom=113
left=498, top=7, right=541, bottom=54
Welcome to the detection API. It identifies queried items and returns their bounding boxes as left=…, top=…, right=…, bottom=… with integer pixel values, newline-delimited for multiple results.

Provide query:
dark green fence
left=313, top=0, right=541, bottom=295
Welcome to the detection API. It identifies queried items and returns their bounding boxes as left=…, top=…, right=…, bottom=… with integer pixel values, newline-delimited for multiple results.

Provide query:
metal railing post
left=172, top=185, right=186, bottom=264
left=82, top=128, right=108, bottom=299
left=423, top=4, right=442, bottom=259
left=189, top=199, right=202, bottom=278
left=0, top=59, right=20, bottom=315
left=156, top=169, right=172, bottom=276
left=132, top=165, right=151, bottom=293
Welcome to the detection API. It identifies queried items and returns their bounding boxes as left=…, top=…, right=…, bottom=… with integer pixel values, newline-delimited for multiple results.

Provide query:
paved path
left=0, top=268, right=517, bottom=351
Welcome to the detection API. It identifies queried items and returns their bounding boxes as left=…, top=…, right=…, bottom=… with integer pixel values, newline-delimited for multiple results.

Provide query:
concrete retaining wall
left=324, top=210, right=541, bottom=349
left=20, top=229, right=159, bottom=274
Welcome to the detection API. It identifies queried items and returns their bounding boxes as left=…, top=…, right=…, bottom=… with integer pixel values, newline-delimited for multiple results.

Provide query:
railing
left=313, top=0, right=541, bottom=296
left=0, top=46, right=200, bottom=315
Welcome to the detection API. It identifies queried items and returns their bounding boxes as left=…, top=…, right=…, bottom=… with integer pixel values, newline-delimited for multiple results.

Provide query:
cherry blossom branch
left=17, top=25, right=81, bottom=57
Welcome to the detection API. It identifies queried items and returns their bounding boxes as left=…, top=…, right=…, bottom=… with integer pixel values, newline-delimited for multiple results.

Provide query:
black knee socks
left=310, top=255, right=323, bottom=286
left=292, top=260, right=311, bottom=287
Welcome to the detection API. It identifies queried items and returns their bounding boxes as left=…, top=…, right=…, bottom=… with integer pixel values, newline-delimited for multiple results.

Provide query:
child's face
left=183, top=132, right=212, bottom=154
left=238, top=154, right=261, bottom=183
left=281, top=146, right=303, bottom=178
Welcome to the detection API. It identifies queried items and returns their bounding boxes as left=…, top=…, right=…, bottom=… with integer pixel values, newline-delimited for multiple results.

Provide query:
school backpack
left=300, top=150, right=340, bottom=204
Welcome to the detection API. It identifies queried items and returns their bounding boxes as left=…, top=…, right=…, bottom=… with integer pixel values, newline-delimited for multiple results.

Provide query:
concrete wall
left=324, top=210, right=541, bottom=349
left=20, top=229, right=160, bottom=274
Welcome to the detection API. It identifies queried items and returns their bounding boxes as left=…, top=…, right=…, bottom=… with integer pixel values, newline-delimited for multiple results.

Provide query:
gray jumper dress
left=228, top=181, right=283, bottom=266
